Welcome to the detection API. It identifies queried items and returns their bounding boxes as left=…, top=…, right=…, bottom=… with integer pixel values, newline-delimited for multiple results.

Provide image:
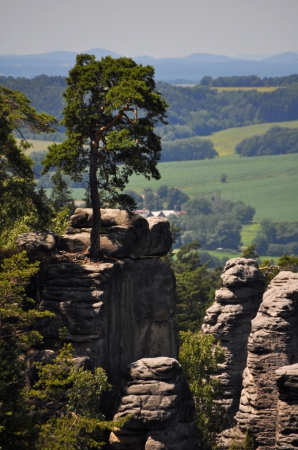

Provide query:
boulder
left=16, top=231, right=57, bottom=253
left=146, top=217, right=173, bottom=257
left=59, top=208, right=172, bottom=257
left=57, top=232, right=91, bottom=253
left=109, top=357, right=198, bottom=449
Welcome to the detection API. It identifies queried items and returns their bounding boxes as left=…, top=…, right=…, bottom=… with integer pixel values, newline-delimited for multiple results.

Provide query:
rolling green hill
left=70, top=152, right=298, bottom=221
left=117, top=153, right=298, bottom=223
left=201, top=120, right=298, bottom=156
left=19, top=123, right=298, bottom=224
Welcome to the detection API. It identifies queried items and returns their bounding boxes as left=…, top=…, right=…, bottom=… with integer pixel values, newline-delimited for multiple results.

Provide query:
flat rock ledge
left=16, top=231, right=57, bottom=254
left=16, top=208, right=172, bottom=258
left=109, top=357, right=198, bottom=450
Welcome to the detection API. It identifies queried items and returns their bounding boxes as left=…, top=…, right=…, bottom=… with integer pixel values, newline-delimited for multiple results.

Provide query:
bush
left=179, top=331, right=226, bottom=450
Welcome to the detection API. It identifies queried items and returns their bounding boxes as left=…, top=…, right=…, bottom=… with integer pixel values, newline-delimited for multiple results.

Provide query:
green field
left=69, top=152, right=298, bottom=223
left=241, top=223, right=261, bottom=246
left=19, top=122, right=298, bottom=225
left=206, top=250, right=279, bottom=264
left=20, top=120, right=298, bottom=158
left=211, top=86, right=278, bottom=93
left=202, top=120, right=298, bottom=156
left=17, top=139, right=53, bottom=153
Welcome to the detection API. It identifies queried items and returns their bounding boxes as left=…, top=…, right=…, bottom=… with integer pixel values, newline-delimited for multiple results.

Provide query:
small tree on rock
left=43, top=55, right=168, bottom=257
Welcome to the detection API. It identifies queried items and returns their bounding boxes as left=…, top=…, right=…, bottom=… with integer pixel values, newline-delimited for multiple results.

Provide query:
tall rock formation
left=109, top=357, right=198, bottom=450
left=235, top=271, right=298, bottom=448
left=275, top=363, right=298, bottom=449
left=202, top=258, right=266, bottom=421
left=18, top=209, right=180, bottom=411
left=37, top=256, right=177, bottom=392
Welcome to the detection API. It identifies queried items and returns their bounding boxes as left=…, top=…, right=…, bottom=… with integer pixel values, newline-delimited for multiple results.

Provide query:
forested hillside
left=1, top=74, right=298, bottom=158
left=235, top=126, right=298, bottom=156
left=200, top=74, right=298, bottom=87
left=157, top=81, right=298, bottom=137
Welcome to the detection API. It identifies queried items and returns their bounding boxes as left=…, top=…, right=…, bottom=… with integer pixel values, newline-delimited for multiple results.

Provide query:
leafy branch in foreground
left=0, top=85, right=58, bottom=244
left=0, top=251, right=53, bottom=449
left=30, top=344, right=126, bottom=450
left=179, top=331, right=226, bottom=450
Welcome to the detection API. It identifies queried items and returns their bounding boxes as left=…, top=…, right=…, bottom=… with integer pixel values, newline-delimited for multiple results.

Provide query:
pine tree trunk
left=89, top=142, right=101, bottom=257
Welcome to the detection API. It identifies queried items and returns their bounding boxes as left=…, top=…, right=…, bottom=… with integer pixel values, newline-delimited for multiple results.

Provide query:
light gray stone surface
left=235, top=271, right=298, bottom=448
left=202, top=258, right=266, bottom=420
left=276, top=363, right=298, bottom=449
left=59, top=208, right=173, bottom=257
left=109, top=358, right=198, bottom=450
left=37, top=257, right=177, bottom=397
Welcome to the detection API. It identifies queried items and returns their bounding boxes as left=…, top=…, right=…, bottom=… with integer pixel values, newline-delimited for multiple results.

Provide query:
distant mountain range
left=1, top=48, right=298, bottom=82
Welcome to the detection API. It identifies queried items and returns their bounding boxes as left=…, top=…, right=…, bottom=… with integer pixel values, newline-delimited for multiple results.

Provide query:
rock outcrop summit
left=203, top=260, right=298, bottom=449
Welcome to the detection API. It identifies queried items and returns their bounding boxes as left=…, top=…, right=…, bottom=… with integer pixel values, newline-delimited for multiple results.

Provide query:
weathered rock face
left=202, top=258, right=266, bottom=420
left=58, top=208, right=173, bottom=258
left=16, top=231, right=57, bottom=254
left=18, top=209, right=198, bottom=448
left=109, top=357, right=198, bottom=450
left=276, top=363, right=298, bottom=449
left=235, top=271, right=298, bottom=448
left=37, top=257, right=177, bottom=394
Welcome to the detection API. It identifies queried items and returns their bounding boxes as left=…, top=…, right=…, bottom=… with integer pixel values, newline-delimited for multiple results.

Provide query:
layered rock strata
left=109, top=357, right=198, bottom=450
left=58, top=208, right=173, bottom=258
left=275, top=363, right=298, bottom=449
left=235, top=271, right=298, bottom=448
left=37, top=257, right=177, bottom=393
left=16, top=208, right=172, bottom=258
left=202, top=258, right=266, bottom=420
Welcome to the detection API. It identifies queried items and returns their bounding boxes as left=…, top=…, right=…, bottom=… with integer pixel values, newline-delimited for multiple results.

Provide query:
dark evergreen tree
left=43, top=54, right=167, bottom=257
left=50, top=171, right=75, bottom=214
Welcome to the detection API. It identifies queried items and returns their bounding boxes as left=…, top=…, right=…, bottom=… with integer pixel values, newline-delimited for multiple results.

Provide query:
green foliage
left=278, top=253, right=298, bottom=272
left=229, top=429, right=255, bottom=450
left=0, top=251, right=53, bottom=448
left=42, top=54, right=167, bottom=256
left=30, top=344, right=121, bottom=450
left=260, top=253, right=298, bottom=286
left=221, top=173, right=228, bottom=183
left=179, top=331, right=226, bottom=450
left=167, top=243, right=221, bottom=331
left=0, top=85, right=58, bottom=243
left=50, top=171, right=75, bottom=214
left=160, top=136, right=218, bottom=161
left=2, top=74, right=298, bottom=146
left=156, top=82, right=298, bottom=138
left=0, top=74, right=66, bottom=121
left=0, top=347, right=37, bottom=449
left=241, top=244, right=259, bottom=260
left=201, top=74, right=298, bottom=87
left=252, top=218, right=298, bottom=256
left=168, top=194, right=255, bottom=251
left=235, top=126, right=298, bottom=157
left=0, top=251, right=51, bottom=350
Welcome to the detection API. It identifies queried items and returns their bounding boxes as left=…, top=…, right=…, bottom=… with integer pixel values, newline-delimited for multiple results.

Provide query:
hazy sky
left=1, top=0, right=298, bottom=58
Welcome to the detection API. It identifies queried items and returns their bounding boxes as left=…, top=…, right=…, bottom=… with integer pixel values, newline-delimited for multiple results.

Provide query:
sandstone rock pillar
left=109, top=357, right=198, bottom=450
left=202, top=258, right=265, bottom=421
left=236, top=271, right=298, bottom=448
left=275, top=363, right=298, bottom=449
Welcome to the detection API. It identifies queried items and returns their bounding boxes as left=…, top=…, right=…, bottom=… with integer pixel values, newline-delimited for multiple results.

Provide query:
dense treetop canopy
left=43, top=54, right=168, bottom=190
left=42, top=54, right=168, bottom=256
